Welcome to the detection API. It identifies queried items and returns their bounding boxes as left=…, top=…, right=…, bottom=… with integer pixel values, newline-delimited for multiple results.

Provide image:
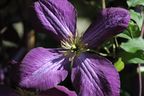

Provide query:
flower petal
left=82, top=7, right=130, bottom=48
left=39, top=85, right=77, bottom=96
left=71, top=52, right=120, bottom=96
left=34, top=0, right=77, bottom=41
left=20, top=47, right=70, bottom=90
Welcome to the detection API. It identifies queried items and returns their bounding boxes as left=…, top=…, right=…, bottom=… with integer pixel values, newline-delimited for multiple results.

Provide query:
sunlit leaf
left=130, top=10, right=143, bottom=30
left=127, top=0, right=144, bottom=7
left=117, top=32, right=131, bottom=40
left=114, top=58, right=125, bottom=72
left=118, top=50, right=144, bottom=64
left=121, top=37, right=144, bottom=53
left=128, top=57, right=144, bottom=63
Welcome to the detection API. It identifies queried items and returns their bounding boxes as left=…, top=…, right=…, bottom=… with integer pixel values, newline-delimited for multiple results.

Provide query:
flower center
left=61, top=38, right=86, bottom=57
left=71, top=44, right=79, bottom=52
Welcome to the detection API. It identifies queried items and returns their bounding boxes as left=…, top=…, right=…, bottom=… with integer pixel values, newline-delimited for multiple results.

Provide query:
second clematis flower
left=20, top=0, right=130, bottom=96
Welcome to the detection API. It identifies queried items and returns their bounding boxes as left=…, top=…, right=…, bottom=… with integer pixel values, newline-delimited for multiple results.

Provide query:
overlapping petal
left=39, top=85, right=77, bottom=96
left=20, top=47, right=70, bottom=90
left=71, top=52, right=120, bottom=96
left=34, top=0, right=77, bottom=41
left=82, top=7, right=130, bottom=48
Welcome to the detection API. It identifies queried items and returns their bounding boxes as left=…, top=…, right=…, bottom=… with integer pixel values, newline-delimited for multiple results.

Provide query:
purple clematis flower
left=20, top=0, right=130, bottom=96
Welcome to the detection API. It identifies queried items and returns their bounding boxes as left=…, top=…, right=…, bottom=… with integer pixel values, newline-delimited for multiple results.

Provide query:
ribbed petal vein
left=71, top=52, right=120, bottom=96
left=34, top=0, right=77, bottom=41
left=20, top=47, right=70, bottom=90
left=82, top=7, right=130, bottom=48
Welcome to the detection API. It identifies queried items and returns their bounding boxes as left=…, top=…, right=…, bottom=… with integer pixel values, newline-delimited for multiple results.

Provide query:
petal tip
left=103, top=7, right=130, bottom=28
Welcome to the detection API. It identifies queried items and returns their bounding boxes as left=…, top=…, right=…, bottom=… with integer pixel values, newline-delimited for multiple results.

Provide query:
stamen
left=61, top=36, right=87, bottom=58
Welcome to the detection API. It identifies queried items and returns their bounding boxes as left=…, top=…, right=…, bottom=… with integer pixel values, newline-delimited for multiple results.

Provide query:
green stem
left=140, top=26, right=144, bottom=38
left=102, top=0, right=106, bottom=9
left=138, top=64, right=142, bottom=96
left=128, top=27, right=134, bottom=39
left=138, top=6, right=144, bottom=96
left=104, top=47, right=110, bottom=54
left=140, top=23, right=144, bottom=38
left=114, top=37, right=119, bottom=48
left=113, top=44, right=116, bottom=58
left=140, top=7, right=144, bottom=38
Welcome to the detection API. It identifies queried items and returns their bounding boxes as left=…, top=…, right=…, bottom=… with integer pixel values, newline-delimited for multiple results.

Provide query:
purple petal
left=39, top=85, right=77, bottom=96
left=71, top=52, right=120, bottom=96
left=81, top=7, right=130, bottom=48
left=34, top=0, right=77, bottom=41
left=20, top=47, right=70, bottom=90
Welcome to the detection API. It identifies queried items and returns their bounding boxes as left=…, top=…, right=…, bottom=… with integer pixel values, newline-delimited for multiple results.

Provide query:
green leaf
left=118, top=50, right=144, bottom=64
left=127, top=0, right=144, bottom=7
left=117, top=21, right=140, bottom=39
left=114, top=58, right=125, bottom=72
left=121, top=37, right=144, bottom=53
left=128, top=57, right=144, bottom=63
left=130, top=10, right=143, bottom=30
left=117, top=32, right=132, bottom=40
